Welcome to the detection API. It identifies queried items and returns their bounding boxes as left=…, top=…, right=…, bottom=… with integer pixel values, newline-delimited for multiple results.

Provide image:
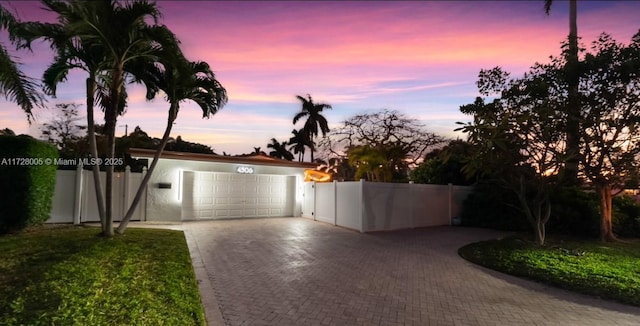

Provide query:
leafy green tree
left=0, top=4, right=43, bottom=123
left=458, top=66, right=566, bottom=245
left=411, top=140, right=476, bottom=185
left=347, top=145, right=391, bottom=182
left=267, top=138, right=294, bottom=161
left=577, top=32, right=640, bottom=241
left=292, top=94, right=332, bottom=162
left=459, top=31, right=640, bottom=243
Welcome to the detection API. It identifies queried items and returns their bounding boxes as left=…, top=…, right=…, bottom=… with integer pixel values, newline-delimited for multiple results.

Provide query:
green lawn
left=459, top=236, right=640, bottom=307
left=0, top=226, right=205, bottom=326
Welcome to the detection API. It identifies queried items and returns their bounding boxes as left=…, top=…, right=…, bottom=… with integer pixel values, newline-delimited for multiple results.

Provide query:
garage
left=181, top=171, right=295, bottom=219
left=128, top=148, right=319, bottom=222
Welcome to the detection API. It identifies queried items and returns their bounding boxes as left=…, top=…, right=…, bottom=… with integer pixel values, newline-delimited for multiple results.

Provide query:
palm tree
left=545, top=0, right=580, bottom=185
left=267, top=138, right=294, bottom=161
left=116, top=58, right=227, bottom=234
left=19, top=0, right=182, bottom=236
left=347, top=145, right=389, bottom=182
left=0, top=4, right=43, bottom=122
left=293, top=94, right=331, bottom=162
left=17, top=3, right=116, bottom=228
left=289, top=129, right=311, bottom=162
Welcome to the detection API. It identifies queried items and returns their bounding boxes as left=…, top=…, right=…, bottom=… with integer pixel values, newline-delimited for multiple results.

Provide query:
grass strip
left=0, top=226, right=205, bottom=325
left=459, top=236, right=640, bottom=307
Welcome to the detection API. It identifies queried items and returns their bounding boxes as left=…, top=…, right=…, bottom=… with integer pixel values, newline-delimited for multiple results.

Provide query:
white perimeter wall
left=48, top=167, right=146, bottom=223
left=144, top=158, right=307, bottom=222
left=304, top=181, right=472, bottom=232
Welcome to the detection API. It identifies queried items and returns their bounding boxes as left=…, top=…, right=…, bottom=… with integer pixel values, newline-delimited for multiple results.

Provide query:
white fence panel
left=49, top=170, right=77, bottom=223
left=411, top=184, right=450, bottom=228
left=315, top=182, right=335, bottom=224
left=126, top=169, right=146, bottom=221
left=48, top=167, right=146, bottom=224
left=303, top=180, right=472, bottom=233
left=335, top=181, right=363, bottom=232
left=302, top=182, right=315, bottom=218
left=362, top=183, right=412, bottom=232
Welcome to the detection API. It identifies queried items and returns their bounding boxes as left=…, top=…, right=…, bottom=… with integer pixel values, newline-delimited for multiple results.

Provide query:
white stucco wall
left=142, top=158, right=307, bottom=221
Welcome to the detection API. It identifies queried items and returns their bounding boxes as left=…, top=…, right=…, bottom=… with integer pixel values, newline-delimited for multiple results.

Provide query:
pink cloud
left=1, top=1, right=639, bottom=155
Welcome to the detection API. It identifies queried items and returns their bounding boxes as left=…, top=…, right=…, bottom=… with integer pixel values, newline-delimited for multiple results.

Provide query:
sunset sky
left=1, top=1, right=639, bottom=156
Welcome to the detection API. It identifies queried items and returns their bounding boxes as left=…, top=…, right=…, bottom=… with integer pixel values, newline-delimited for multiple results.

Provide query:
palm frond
left=0, top=44, right=43, bottom=122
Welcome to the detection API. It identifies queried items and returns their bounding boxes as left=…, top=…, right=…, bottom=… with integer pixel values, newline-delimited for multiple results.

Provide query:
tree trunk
left=103, top=111, right=115, bottom=237
left=102, top=68, right=124, bottom=237
left=310, top=145, right=314, bottom=162
left=564, top=0, right=580, bottom=185
left=116, top=104, right=177, bottom=234
left=515, top=177, right=550, bottom=245
left=597, top=182, right=617, bottom=242
left=86, top=77, right=106, bottom=229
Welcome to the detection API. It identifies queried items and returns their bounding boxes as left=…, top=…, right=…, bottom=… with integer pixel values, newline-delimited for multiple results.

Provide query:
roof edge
left=129, top=148, right=321, bottom=169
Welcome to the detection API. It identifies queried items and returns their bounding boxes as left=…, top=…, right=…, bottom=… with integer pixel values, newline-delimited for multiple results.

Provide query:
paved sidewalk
left=179, top=218, right=640, bottom=326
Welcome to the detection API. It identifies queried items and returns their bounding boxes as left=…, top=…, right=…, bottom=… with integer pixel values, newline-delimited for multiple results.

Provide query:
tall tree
left=319, top=109, right=445, bottom=174
left=267, top=138, right=294, bottom=161
left=116, top=59, right=226, bottom=234
left=545, top=0, right=580, bottom=185
left=292, top=94, right=332, bottom=162
left=459, top=32, right=640, bottom=242
left=19, top=0, right=179, bottom=236
left=17, top=1, right=118, bottom=229
left=289, top=128, right=310, bottom=162
left=458, top=67, right=566, bottom=245
left=411, top=140, right=476, bottom=186
left=578, top=33, right=640, bottom=242
left=0, top=4, right=43, bottom=123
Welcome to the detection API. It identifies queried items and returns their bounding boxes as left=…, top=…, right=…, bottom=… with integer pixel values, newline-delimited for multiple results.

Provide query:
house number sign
left=236, top=166, right=254, bottom=174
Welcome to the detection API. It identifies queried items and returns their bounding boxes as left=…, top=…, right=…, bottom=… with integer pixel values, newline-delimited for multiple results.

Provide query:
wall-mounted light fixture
left=158, top=182, right=172, bottom=189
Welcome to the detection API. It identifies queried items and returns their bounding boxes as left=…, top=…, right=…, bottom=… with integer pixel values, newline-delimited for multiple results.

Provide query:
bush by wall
left=461, top=182, right=640, bottom=239
left=547, top=187, right=601, bottom=237
left=460, top=181, right=531, bottom=232
left=0, top=135, right=58, bottom=233
left=612, top=195, right=640, bottom=238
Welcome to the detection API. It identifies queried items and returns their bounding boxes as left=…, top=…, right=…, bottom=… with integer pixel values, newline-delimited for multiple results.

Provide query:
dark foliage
left=0, top=135, right=58, bottom=233
left=461, top=183, right=640, bottom=239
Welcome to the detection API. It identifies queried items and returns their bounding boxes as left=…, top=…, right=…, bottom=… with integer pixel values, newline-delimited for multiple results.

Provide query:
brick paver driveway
left=182, top=217, right=640, bottom=326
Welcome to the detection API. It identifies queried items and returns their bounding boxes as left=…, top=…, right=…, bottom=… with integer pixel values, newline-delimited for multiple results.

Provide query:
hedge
left=461, top=182, right=640, bottom=239
left=0, top=135, right=58, bottom=233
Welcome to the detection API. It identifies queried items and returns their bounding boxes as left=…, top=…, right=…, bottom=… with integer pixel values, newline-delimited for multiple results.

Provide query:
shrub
left=612, top=195, right=640, bottom=238
left=460, top=181, right=530, bottom=231
left=547, top=187, right=600, bottom=237
left=0, top=135, right=58, bottom=233
left=461, top=182, right=640, bottom=239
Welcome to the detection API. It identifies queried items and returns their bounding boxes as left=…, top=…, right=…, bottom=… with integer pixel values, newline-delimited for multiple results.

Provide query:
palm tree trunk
left=103, top=68, right=124, bottom=237
left=86, top=77, right=106, bottom=229
left=564, top=0, right=580, bottom=185
left=116, top=104, right=177, bottom=234
left=104, top=118, right=115, bottom=237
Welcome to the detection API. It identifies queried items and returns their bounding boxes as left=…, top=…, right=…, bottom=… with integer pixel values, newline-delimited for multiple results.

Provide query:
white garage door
left=181, top=171, right=295, bottom=219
